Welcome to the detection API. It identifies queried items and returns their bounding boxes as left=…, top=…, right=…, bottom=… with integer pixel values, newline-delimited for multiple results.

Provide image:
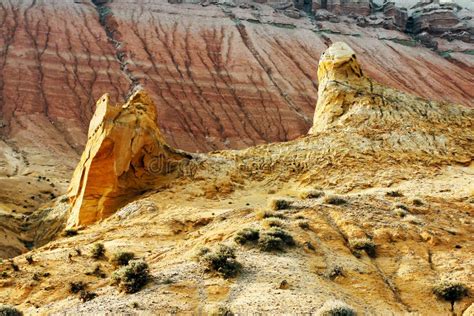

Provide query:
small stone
left=279, top=280, right=289, bottom=289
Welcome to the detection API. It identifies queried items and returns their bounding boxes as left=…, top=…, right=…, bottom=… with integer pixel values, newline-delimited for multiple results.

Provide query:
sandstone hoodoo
left=66, top=90, right=191, bottom=227
left=309, top=42, right=472, bottom=169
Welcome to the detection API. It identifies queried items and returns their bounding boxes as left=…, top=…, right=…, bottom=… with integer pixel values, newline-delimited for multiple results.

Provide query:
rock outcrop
left=312, top=0, right=371, bottom=16
left=67, top=91, right=191, bottom=227
left=310, top=42, right=472, bottom=164
left=408, top=1, right=472, bottom=41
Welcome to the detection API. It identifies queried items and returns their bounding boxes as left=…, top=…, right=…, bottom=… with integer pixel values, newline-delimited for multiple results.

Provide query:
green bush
left=300, top=190, right=324, bottom=199
left=349, top=239, right=376, bottom=258
left=258, top=227, right=295, bottom=252
left=234, top=228, right=260, bottom=245
left=256, top=210, right=286, bottom=220
left=316, top=300, right=356, bottom=316
left=433, top=281, right=468, bottom=303
left=269, top=198, right=291, bottom=211
left=0, top=305, right=23, bottom=316
left=91, top=243, right=105, bottom=259
left=110, top=252, right=135, bottom=266
left=323, top=195, right=348, bottom=205
left=202, top=245, right=241, bottom=278
left=112, top=260, right=150, bottom=294
left=263, top=217, right=285, bottom=228
left=258, top=235, right=285, bottom=252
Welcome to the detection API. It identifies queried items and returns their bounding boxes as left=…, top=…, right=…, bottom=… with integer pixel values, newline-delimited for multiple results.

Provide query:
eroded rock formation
left=0, top=42, right=472, bottom=314
left=310, top=42, right=472, bottom=164
left=67, top=91, right=191, bottom=227
left=312, top=0, right=371, bottom=16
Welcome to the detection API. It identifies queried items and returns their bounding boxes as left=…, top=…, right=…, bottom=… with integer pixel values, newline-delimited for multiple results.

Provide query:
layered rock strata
left=312, top=0, right=371, bottom=15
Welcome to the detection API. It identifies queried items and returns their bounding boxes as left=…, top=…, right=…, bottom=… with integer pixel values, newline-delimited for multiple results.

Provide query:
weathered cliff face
left=312, top=0, right=371, bottom=16
left=0, top=42, right=472, bottom=315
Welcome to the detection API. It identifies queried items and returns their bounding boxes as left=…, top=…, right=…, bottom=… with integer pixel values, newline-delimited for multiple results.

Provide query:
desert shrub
left=11, top=262, right=19, bottom=272
left=69, top=281, right=86, bottom=294
left=269, top=198, right=291, bottom=211
left=1, top=271, right=8, bottom=278
left=393, top=203, right=409, bottom=211
left=63, top=228, right=78, bottom=237
left=263, top=217, right=285, bottom=228
left=112, top=260, right=150, bottom=294
left=433, top=281, right=468, bottom=303
left=79, top=290, right=97, bottom=302
left=32, top=273, right=41, bottom=281
left=258, top=235, right=285, bottom=252
left=304, top=241, right=315, bottom=250
left=196, top=247, right=210, bottom=257
left=202, top=244, right=241, bottom=278
left=323, top=195, right=348, bottom=205
left=386, top=190, right=403, bottom=197
left=91, top=243, right=105, bottom=259
left=316, top=300, right=356, bottom=316
left=0, top=305, right=23, bottom=316
left=349, top=238, right=376, bottom=258
left=393, top=208, right=407, bottom=218
left=85, top=264, right=106, bottom=278
left=327, top=265, right=344, bottom=279
left=412, top=198, right=424, bottom=206
left=25, top=255, right=33, bottom=265
left=234, top=228, right=260, bottom=245
left=300, top=190, right=325, bottom=199
left=110, top=252, right=135, bottom=266
left=258, top=227, right=295, bottom=252
left=210, top=306, right=234, bottom=316
left=296, top=219, right=310, bottom=230
left=256, top=210, right=286, bottom=220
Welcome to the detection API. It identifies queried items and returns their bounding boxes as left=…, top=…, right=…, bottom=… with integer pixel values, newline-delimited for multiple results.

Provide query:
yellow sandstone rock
left=66, top=91, right=190, bottom=227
